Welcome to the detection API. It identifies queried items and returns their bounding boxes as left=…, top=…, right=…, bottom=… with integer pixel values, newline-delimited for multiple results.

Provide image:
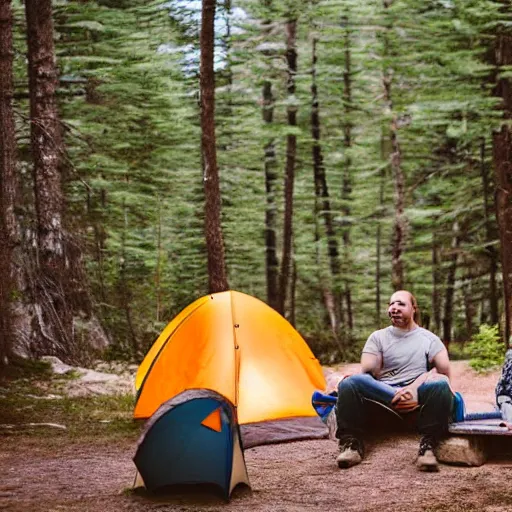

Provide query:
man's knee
left=337, top=373, right=375, bottom=394
left=419, top=378, right=454, bottom=405
left=421, top=378, right=451, bottom=394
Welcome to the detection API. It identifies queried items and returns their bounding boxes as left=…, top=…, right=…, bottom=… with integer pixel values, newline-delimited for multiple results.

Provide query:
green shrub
left=448, top=341, right=470, bottom=361
left=467, top=324, right=505, bottom=372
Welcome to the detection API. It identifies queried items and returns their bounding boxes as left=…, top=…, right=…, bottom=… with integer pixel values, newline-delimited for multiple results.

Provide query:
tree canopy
left=4, top=0, right=512, bottom=362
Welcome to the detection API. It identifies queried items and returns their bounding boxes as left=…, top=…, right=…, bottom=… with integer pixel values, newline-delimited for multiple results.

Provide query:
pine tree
left=201, top=0, right=229, bottom=293
left=0, top=0, right=20, bottom=364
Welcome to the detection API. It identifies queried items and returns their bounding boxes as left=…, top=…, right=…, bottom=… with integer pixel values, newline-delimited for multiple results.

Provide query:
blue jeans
left=336, top=373, right=454, bottom=439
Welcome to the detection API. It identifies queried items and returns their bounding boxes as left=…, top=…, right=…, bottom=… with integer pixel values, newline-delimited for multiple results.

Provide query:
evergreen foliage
left=7, top=0, right=512, bottom=361
left=467, top=323, right=505, bottom=371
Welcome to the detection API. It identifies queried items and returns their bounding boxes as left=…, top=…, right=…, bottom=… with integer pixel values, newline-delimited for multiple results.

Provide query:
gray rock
left=78, top=369, right=119, bottom=383
left=40, top=356, right=78, bottom=375
left=437, top=436, right=488, bottom=466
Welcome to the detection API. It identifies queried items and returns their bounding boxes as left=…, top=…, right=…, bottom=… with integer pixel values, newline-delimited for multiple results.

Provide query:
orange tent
left=134, top=291, right=326, bottom=432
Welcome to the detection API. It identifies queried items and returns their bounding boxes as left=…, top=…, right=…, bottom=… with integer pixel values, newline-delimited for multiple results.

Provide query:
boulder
left=437, top=436, right=488, bottom=466
left=40, top=355, right=135, bottom=397
left=40, top=356, right=80, bottom=375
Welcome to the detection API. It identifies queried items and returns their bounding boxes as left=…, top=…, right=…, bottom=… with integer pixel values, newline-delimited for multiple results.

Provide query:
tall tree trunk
left=492, top=22, right=512, bottom=346
left=25, top=0, right=108, bottom=362
left=480, top=138, right=499, bottom=326
left=492, top=126, right=512, bottom=345
left=463, top=279, right=475, bottom=339
left=25, top=0, right=64, bottom=269
left=262, top=81, right=279, bottom=310
left=341, top=15, right=354, bottom=331
left=442, top=222, right=461, bottom=350
left=25, top=0, right=73, bottom=357
left=91, top=186, right=108, bottom=314
left=155, top=196, right=162, bottom=323
left=431, top=227, right=442, bottom=333
left=0, top=0, right=20, bottom=364
left=376, top=166, right=385, bottom=326
left=119, top=202, right=138, bottom=356
left=389, top=117, right=406, bottom=291
left=382, top=0, right=406, bottom=291
left=277, top=19, right=297, bottom=316
left=200, top=0, right=229, bottom=293
left=289, top=256, right=297, bottom=328
left=311, top=36, right=341, bottom=334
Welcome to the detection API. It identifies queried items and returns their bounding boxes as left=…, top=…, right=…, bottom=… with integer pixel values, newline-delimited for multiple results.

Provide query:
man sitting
left=335, top=290, right=454, bottom=472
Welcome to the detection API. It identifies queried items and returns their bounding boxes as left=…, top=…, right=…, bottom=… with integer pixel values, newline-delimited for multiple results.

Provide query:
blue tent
left=133, top=389, right=250, bottom=499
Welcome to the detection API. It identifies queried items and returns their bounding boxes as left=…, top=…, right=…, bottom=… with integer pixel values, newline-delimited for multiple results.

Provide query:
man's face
left=388, top=291, right=415, bottom=329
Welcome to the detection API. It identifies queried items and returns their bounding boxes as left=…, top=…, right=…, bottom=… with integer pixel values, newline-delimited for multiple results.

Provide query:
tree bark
left=311, top=37, right=341, bottom=333
left=200, top=0, right=229, bottom=293
left=87, top=184, right=107, bottom=313
left=492, top=126, right=512, bottom=345
left=463, top=279, right=475, bottom=339
left=119, top=202, right=139, bottom=356
left=277, top=19, right=297, bottom=316
left=376, top=166, right=386, bottom=327
left=389, top=116, right=406, bottom=291
left=431, top=228, right=442, bottom=333
left=382, top=0, right=406, bottom=291
left=262, top=81, right=279, bottom=310
left=25, top=0, right=74, bottom=357
left=155, top=196, right=162, bottom=323
left=480, top=138, right=499, bottom=326
left=341, top=16, right=354, bottom=331
left=0, top=0, right=20, bottom=364
left=25, top=0, right=108, bottom=362
left=25, top=0, right=64, bottom=269
left=442, top=222, right=461, bottom=349
left=289, top=257, right=297, bottom=328
left=492, top=21, right=512, bottom=346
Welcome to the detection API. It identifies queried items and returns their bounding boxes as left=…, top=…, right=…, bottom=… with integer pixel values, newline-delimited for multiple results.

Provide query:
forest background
left=1, top=0, right=512, bottom=367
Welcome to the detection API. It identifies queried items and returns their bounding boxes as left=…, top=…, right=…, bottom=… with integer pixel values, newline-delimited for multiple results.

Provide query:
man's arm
left=431, top=347, right=451, bottom=380
left=361, top=352, right=381, bottom=377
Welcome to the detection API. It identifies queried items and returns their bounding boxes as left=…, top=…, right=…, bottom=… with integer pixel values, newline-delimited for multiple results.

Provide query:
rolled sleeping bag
left=453, top=391, right=502, bottom=422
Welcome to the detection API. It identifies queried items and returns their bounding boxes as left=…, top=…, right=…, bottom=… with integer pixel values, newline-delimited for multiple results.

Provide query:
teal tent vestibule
left=133, top=389, right=250, bottom=499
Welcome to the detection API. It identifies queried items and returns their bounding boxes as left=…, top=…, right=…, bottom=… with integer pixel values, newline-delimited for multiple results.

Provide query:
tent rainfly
left=134, top=290, right=327, bottom=447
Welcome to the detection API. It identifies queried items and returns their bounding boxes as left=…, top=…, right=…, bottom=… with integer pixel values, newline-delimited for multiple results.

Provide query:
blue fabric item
left=464, top=410, right=502, bottom=421
left=311, top=390, right=337, bottom=423
left=134, top=392, right=240, bottom=499
left=452, top=391, right=501, bottom=422
left=452, top=391, right=465, bottom=422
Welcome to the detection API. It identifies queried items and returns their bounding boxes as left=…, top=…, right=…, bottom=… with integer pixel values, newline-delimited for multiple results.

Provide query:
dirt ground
left=2, top=361, right=512, bottom=512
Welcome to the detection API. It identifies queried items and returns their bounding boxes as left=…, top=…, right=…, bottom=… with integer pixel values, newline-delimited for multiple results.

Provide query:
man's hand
left=391, top=385, right=419, bottom=412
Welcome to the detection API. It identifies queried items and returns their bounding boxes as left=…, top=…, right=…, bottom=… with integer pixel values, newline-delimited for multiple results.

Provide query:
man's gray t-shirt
left=362, top=326, right=445, bottom=386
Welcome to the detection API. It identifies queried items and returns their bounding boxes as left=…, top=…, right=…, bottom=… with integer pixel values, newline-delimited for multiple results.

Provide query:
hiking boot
left=336, top=436, right=364, bottom=469
left=417, top=435, right=439, bottom=472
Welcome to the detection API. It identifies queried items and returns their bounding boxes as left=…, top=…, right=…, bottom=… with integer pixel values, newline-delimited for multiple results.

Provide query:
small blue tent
left=133, top=389, right=250, bottom=499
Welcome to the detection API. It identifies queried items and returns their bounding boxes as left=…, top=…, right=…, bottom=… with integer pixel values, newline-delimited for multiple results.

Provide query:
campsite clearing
left=1, top=361, right=512, bottom=512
